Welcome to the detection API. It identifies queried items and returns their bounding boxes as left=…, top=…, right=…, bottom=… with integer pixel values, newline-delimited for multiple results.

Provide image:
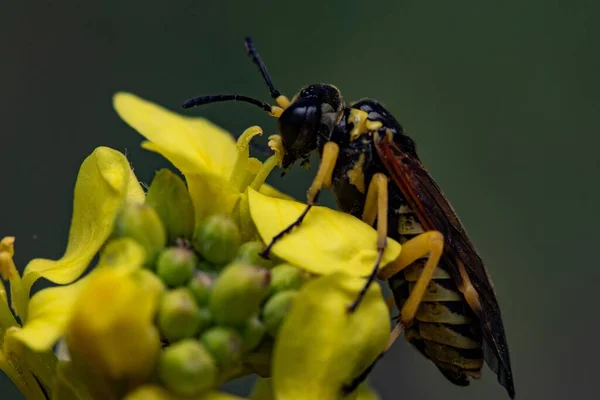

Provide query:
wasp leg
left=260, top=142, right=340, bottom=258
left=378, top=231, right=444, bottom=326
left=347, top=173, right=389, bottom=312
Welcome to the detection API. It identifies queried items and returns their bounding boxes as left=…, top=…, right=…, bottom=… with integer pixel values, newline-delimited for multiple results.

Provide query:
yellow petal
left=354, top=383, right=380, bottom=400
left=97, top=238, right=146, bottom=274
left=186, top=172, right=240, bottom=226
left=248, top=188, right=401, bottom=276
left=0, top=285, right=18, bottom=342
left=52, top=360, right=94, bottom=400
left=0, top=350, right=47, bottom=400
left=273, top=272, right=390, bottom=400
left=230, top=126, right=263, bottom=190
left=15, top=239, right=152, bottom=352
left=0, top=247, right=28, bottom=320
left=3, top=326, right=58, bottom=393
left=141, top=140, right=240, bottom=226
left=66, top=268, right=161, bottom=398
left=258, top=184, right=294, bottom=201
left=22, top=147, right=142, bottom=293
left=113, top=92, right=237, bottom=178
left=12, top=278, right=89, bottom=351
left=0, top=236, right=15, bottom=257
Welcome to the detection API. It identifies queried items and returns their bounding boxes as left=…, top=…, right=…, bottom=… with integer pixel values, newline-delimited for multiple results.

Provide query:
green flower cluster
left=112, top=168, right=312, bottom=398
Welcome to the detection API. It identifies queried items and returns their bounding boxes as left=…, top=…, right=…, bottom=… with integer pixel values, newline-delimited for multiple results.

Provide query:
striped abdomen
left=389, top=206, right=484, bottom=385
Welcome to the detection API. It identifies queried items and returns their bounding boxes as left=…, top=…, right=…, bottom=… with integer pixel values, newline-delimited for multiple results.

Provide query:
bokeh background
left=2, top=1, right=599, bottom=399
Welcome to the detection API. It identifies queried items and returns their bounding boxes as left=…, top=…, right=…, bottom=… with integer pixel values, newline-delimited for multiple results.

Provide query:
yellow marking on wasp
left=348, top=108, right=382, bottom=140
left=419, top=323, right=480, bottom=349
left=276, top=95, right=291, bottom=109
left=269, top=106, right=284, bottom=118
left=346, top=153, right=366, bottom=193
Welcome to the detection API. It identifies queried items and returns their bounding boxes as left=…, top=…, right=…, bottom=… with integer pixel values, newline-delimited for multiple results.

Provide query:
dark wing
left=376, top=138, right=515, bottom=399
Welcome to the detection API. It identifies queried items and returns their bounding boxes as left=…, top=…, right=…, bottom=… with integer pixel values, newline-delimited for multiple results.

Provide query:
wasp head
left=278, top=84, right=344, bottom=168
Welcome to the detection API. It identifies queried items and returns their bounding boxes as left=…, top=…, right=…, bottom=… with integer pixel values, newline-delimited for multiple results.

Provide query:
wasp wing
left=375, top=138, right=515, bottom=398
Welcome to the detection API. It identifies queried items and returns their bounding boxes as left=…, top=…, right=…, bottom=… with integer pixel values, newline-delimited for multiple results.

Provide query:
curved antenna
left=182, top=94, right=273, bottom=113
left=244, top=36, right=281, bottom=100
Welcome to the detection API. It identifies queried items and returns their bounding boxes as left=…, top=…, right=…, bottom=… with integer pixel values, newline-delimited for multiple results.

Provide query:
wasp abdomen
left=390, top=211, right=484, bottom=386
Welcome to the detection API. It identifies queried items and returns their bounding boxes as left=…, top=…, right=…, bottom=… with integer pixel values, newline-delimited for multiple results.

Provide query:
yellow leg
left=260, top=142, right=340, bottom=258
left=457, top=261, right=482, bottom=312
left=378, top=231, right=444, bottom=326
left=348, top=173, right=389, bottom=312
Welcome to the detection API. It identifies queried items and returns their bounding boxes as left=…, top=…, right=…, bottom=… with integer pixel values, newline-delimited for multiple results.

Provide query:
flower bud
left=268, top=264, right=307, bottom=297
left=193, top=215, right=241, bottom=264
left=240, top=315, right=267, bottom=353
left=196, top=308, right=214, bottom=335
left=263, top=290, right=297, bottom=337
left=123, top=385, right=172, bottom=400
left=158, top=339, right=217, bottom=396
left=210, top=263, right=270, bottom=326
left=113, top=202, right=166, bottom=265
left=199, top=327, right=243, bottom=367
left=146, top=169, right=195, bottom=242
left=236, top=241, right=273, bottom=269
left=197, top=260, right=219, bottom=272
left=157, top=289, right=202, bottom=343
left=131, top=269, right=166, bottom=298
left=188, top=271, right=215, bottom=306
left=156, top=247, right=197, bottom=287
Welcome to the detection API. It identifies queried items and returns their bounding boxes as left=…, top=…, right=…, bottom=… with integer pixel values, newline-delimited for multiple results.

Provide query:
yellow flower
left=272, top=272, right=390, bottom=400
left=113, top=92, right=289, bottom=239
left=10, top=147, right=144, bottom=352
left=113, top=93, right=401, bottom=399
left=65, top=239, right=163, bottom=400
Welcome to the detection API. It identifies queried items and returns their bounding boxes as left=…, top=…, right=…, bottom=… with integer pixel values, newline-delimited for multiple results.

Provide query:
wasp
left=183, top=37, right=515, bottom=399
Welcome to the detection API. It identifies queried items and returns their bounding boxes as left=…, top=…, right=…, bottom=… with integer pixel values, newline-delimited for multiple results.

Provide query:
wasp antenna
left=182, top=94, right=273, bottom=113
left=244, top=36, right=281, bottom=100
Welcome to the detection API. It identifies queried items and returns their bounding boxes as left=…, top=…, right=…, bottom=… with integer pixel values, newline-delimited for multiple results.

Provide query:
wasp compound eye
left=277, top=98, right=321, bottom=168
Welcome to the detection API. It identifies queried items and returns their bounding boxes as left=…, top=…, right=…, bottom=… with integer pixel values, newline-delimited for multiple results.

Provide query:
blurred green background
left=2, top=1, right=599, bottom=399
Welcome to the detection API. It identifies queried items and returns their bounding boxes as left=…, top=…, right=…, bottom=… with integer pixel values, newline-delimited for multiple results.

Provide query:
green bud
left=193, top=214, right=241, bottom=264
left=131, top=269, right=166, bottom=298
left=188, top=272, right=215, bottom=306
left=146, top=169, right=195, bottom=242
left=196, top=308, right=213, bottom=335
left=156, top=247, right=197, bottom=287
left=236, top=241, right=273, bottom=269
left=240, top=315, right=267, bottom=353
left=158, top=339, right=217, bottom=396
left=113, top=202, right=166, bottom=266
left=210, top=263, right=270, bottom=326
left=157, top=289, right=202, bottom=343
left=197, top=260, right=219, bottom=272
left=268, top=264, right=307, bottom=297
left=199, top=327, right=243, bottom=367
left=263, top=290, right=297, bottom=337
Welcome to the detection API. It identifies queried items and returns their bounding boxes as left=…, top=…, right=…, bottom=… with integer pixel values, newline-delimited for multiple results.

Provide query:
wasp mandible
left=183, top=37, right=515, bottom=399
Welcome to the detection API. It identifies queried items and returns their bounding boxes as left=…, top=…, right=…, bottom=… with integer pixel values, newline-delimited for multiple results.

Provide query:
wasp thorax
left=277, top=84, right=344, bottom=168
